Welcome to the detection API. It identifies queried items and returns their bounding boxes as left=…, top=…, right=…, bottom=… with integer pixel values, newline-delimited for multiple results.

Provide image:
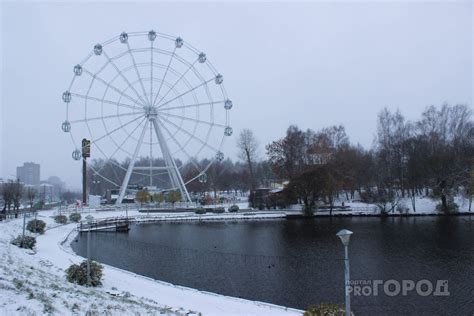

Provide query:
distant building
left=16, top=162, right=40, bottom=186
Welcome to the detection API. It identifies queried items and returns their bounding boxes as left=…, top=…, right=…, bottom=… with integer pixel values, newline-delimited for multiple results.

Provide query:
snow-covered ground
left=0, top=209, right=303, bottom=315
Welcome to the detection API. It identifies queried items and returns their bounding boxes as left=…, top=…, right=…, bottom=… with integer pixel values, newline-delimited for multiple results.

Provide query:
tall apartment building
left=16, top=162, right=40, bottom=186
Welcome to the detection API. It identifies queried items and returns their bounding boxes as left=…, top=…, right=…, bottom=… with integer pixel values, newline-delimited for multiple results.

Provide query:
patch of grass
left=50, top=283, right=61, bottom=291
left=304, top=303, right=349, bottom=316
left=37, top=292, right=55, bottom=314
left=12, top=278, right=24, bottom=289
left=26, top=288, right=35, bottom=300
left=71, top=303, right=80, bottom=312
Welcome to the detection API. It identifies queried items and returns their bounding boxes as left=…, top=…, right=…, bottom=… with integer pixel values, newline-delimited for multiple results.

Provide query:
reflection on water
left=72, top=216, right=474, bottom=315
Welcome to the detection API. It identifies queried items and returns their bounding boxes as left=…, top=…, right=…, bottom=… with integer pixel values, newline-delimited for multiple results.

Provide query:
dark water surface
left=72, top=216, right=474, bottom=315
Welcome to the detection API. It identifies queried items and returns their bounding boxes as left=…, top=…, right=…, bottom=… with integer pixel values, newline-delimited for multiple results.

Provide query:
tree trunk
left=410, top=188, right=416, bottom=212
left=246, top=150, right=255, bottom=193
left=441, top=194, right=448, bottom=214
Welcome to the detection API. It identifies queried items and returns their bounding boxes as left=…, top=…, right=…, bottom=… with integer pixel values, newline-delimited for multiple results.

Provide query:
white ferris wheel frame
left=61, top=30, right=233, bottom=204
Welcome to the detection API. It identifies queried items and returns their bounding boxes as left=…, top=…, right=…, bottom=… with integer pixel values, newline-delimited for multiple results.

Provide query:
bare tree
left=26, top=187, right=37, bottom=211
left=12, top=180, right=23, bottom=211
left=266, top=125, right=309, bottom=180
left=375, top=108, right=412, bottom=197
left=2, top=181, right=14, bottom=212
left=416, top=104, right=472, bottom=213
left=237, top=129, right=259, bottom=193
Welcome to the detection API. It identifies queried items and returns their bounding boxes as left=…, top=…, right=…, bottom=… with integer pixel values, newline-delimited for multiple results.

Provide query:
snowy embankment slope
left=0, top=210, right=303, bottom=315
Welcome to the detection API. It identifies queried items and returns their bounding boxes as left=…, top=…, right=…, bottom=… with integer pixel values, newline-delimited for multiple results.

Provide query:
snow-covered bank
left=289, top=196, right=472, bottom=216
left=0, top=210, right=303, bottom=315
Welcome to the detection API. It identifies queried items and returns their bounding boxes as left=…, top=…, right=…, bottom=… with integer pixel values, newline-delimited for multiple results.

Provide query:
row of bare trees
left=87, top=155, right=275, bottom=198
left=82, top=103, right=471, bottom=213
left=1, top=180, right=38, bottom=213
left=372, top=104, right=472, bottom=213
left=265, top=104, right=473, bottom=214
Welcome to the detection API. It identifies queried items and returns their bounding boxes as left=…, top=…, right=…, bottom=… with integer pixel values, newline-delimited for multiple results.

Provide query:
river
left=72, top=215, right=474, bottom=315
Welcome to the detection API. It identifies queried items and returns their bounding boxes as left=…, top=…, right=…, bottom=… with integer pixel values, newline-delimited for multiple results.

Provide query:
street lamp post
left=85, top=214, right=94, bottom=286
left=336, top=229, right=353, bottom=316
left=21, top=209, right=27, bottom=247
left=34, top=207, right=38, bottom=233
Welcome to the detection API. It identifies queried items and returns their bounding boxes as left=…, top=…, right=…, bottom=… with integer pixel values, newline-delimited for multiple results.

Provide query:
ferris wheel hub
left=144, top=105, right=158, bottom=118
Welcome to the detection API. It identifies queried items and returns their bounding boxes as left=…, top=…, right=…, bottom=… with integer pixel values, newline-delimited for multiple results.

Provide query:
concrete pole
left=83, top=158, right=87, bottom=206
left=344, top=245, right=351, bottom=316
left=86, top=226, right=91, bottom=286
left=21, top=211, right=27, bottom=246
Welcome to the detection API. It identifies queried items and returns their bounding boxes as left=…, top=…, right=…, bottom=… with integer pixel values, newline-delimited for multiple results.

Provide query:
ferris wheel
left=61, top=30, right=233, bottom=204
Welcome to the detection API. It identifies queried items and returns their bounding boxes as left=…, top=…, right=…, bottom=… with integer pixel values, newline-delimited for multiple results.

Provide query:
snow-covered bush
left=212, top=207, right=225, bottom=214
left=66, top=260, right=103, bottom=287
left=304, top=303, right=349, bottom=316
left=228, top=204, right=239, bottom=212
left=195, top=208, right=206, bottom=214
left=11, top=235, right=36, bottom=249
left=229, top=204, right=240, bottom=212
left=26, top=219, right=46, bottom=234
left=69, top=213, right=82, bottom=223
left=54, top=214, right=68, bottom=224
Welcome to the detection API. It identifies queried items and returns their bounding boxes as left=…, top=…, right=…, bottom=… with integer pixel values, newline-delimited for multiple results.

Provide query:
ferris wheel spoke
left=154, top=58, right=198, bottom=107
left=158, top=100, right=225, bottom=112
left=94, top=116, right=148, bottom=175
left=69, top=111, right=142, bottom=124
left=160, top=115, right=218, bottom=152
left=149, top=41, right=154, bottom=105
left=90, top=147, right=126, bottom=184
left=125, top=42, right=150, bottom=106
left=152, top=46, right=177, bottom=107
left=157, top=77, right=214, bottom=110
left=148, top=120, right=153, bottom=186
left=70, top=93, right=142, bottom=112
left=102, top=51, right=149, bottom=107
left=158, top=118, right=202, bottom=173
left=81, top=69, right=146, bottom=107
left=90, top=168, right=121, bottom=187
left=159, top=112, right=225, bottom=128
left=93, top=115, right=145, bottom=144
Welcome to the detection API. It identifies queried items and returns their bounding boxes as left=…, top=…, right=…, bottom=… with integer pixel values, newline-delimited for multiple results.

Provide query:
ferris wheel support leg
left=116, top=120, right=149, bottom=205
left=151, top=119, right=192, bottom=204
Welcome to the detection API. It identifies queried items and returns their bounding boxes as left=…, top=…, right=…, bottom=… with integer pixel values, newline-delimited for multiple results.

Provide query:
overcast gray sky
left=1, top=1, right=472, bottom=189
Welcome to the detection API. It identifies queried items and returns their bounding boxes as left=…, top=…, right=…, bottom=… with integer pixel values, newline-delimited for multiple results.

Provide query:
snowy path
left=0, top=210, right=303, bottom=315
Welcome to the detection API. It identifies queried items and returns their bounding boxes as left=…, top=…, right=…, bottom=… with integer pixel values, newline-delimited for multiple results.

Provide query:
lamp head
left=336, top=229, right=353, bottom=246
